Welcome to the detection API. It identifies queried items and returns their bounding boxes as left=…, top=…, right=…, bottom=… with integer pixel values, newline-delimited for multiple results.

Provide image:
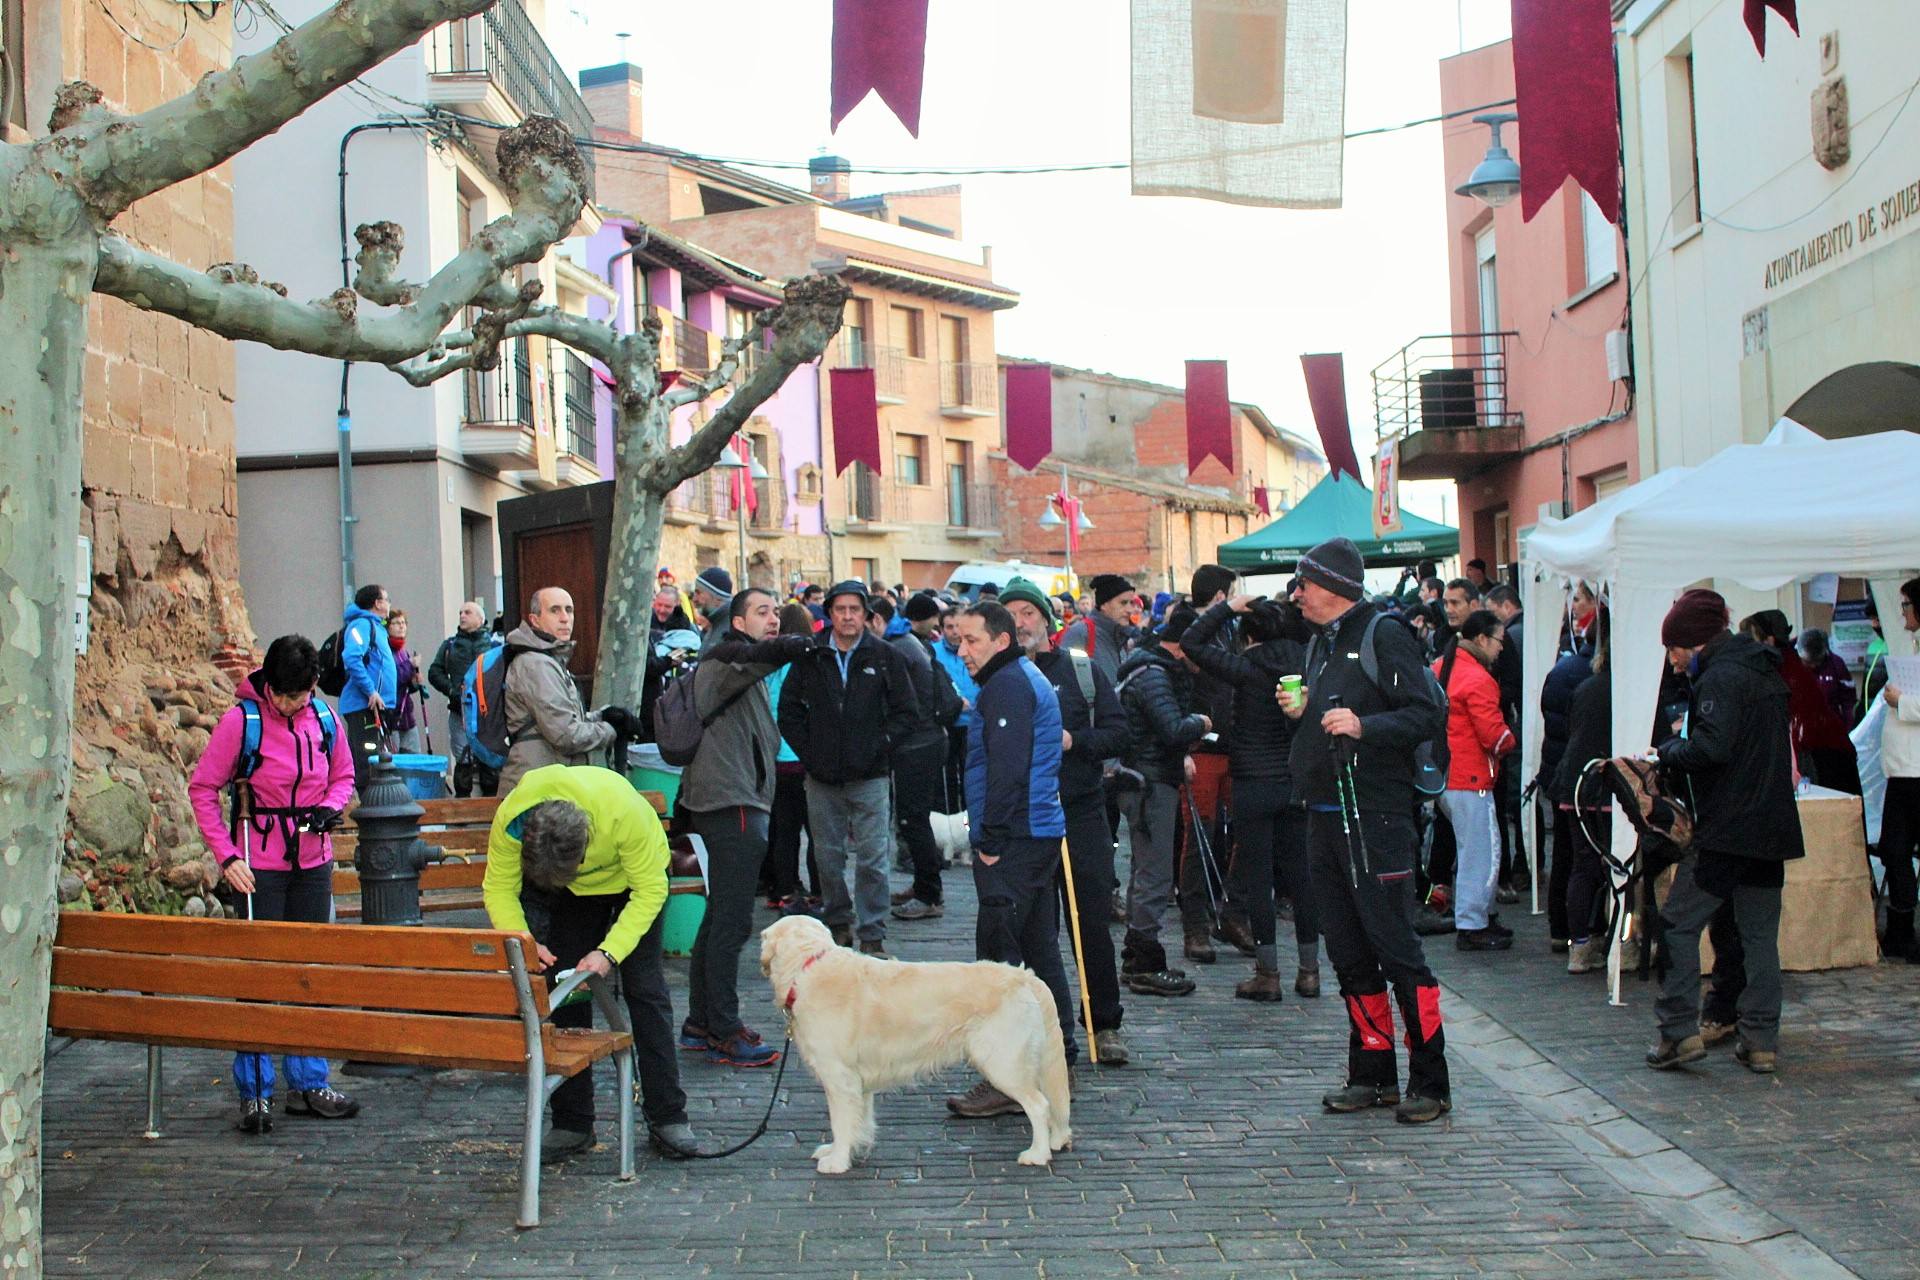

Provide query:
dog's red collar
left=782, top=948, right=828, bottom=1011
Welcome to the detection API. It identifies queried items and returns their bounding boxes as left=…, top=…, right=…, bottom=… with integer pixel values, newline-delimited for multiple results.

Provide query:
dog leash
left=654, top=1034, right=794, bottom=1161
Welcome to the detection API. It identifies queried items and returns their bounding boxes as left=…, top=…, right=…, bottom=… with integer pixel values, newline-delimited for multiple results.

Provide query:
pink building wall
left=1438, top=40, right=1638, bottom=571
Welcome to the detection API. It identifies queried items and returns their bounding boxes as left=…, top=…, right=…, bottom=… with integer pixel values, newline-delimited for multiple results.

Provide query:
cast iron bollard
left=352, top=750, right=432, bottom=926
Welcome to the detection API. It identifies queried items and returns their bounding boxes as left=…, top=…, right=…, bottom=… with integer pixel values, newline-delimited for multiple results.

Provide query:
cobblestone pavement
left=48, top=864, right=1802, bottom=1280
left=1429, top=894, right=1920, bottom=1280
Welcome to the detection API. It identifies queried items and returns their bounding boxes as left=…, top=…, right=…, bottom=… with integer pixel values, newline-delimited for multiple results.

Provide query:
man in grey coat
left=678, top=587, right=811, bottom=1067
left=499, top=588, right=628, bottom=793
left=1058, top=574, right=1140, bottom=685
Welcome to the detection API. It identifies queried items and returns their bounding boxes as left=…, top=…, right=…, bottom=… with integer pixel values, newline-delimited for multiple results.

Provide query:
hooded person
left=498, top=587, right=625, bottom=793
left=337, top=583, right=398, bottom=793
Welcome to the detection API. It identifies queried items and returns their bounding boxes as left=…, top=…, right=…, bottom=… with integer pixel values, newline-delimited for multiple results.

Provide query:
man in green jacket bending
left=485, top=764, right=705, bottom=1160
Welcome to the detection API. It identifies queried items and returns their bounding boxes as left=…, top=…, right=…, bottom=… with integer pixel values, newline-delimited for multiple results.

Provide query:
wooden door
left=516, top=525, right=600, bottom=680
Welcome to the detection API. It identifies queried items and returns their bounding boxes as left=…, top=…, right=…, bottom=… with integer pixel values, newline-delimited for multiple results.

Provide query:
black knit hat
left=903, top=593, right=942, bottom=623
left=1297, top=537, right=1366, bottom=601
left=1090, top=573, right=1135, bottom=608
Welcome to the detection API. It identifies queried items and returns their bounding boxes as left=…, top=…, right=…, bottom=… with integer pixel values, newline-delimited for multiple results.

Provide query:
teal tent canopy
left=1218, top=473, right=1459, bottom=572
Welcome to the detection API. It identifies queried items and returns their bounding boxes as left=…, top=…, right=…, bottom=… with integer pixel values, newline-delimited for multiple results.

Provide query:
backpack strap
left=311, top=699, right=337, bottom=757
left=1067, top=649, right=1095, bottom=704
left=235, top=699, right=266, bottom=781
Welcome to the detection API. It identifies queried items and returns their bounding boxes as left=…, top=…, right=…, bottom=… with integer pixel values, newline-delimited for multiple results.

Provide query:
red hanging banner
left=1253, top=483, right=1271, bottom=516
left=831, top=0, right=930, bottom=137
left=1300, top=353, right=1363, bottom=482
left=1185, top=360, right=1233, bottom=475
left=1003, top=363, right=1054, bottom=472
left=1511, top=0, right=1620, bottom=225
left=1744, top=0, right=1798, bottom=57
left=731, top=434, right=759, bottom=516
left=829, top=368, right=882, bottom=477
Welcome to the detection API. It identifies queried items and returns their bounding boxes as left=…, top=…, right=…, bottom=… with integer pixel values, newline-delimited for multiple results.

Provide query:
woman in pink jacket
left=189, top=635, right=361, bottom=1134
left=1433, top=611, right=1517, bottom=953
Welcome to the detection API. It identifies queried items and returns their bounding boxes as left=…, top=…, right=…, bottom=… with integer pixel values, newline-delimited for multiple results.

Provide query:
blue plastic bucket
left=390, top=754, right=448, bottom=801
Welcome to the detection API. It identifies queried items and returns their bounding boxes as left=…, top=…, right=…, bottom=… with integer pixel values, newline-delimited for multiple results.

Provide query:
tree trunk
left=0, top=224, right=96, bottom=1280
left=591, top=396, right=673, bottom=714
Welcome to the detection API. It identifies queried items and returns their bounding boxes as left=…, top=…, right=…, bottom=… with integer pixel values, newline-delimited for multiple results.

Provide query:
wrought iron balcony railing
left=425, top=0, right=596, bottom=191
left=1371, top=332, right=1523, bottom=439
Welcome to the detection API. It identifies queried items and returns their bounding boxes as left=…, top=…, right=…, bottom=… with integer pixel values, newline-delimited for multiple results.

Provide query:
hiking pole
left=1182, top=786, right=1222, bottom=918
left=1057, top=837, right=1100, bottom=1065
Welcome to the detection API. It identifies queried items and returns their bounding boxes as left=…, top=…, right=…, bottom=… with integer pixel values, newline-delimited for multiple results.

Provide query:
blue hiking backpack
left=462, top=641, right=515, bottom=770
left=229, top=696, right=338, bottom=842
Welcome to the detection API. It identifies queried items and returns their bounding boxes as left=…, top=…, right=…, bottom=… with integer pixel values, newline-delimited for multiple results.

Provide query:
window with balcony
left=423, top=0, right=597, bottom=191
left=844, top=297, right=872, bottom=366
left=896, top=434, right=927, bottom=486
left=891, top=305, right=924, bottom=358
left=945, top=440, right=972, bottom=527
left=563, top=352, right=596, bottom=465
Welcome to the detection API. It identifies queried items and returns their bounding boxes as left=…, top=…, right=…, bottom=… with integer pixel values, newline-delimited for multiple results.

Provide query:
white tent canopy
left=1518, top=421, right=1920, bottom=997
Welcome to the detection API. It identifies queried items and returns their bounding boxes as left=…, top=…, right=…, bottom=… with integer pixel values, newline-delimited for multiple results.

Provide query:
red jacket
left=1434, top=649, right=1514, bottom=791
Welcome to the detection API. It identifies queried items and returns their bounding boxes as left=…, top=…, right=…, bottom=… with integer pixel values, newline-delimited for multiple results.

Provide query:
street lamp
left=712, top=443, right=768, bottom=587
left=1037, top=463, right=1093, bottom=581
left=1456, top=112, right=1521, bottom=208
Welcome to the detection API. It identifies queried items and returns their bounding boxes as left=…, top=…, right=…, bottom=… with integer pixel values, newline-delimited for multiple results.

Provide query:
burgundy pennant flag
left=829, top=367, right=882, bottom=477
left=1511, top=0, right=1620, bottom=225
left=1185, top=360, right=1233, bottom=476
left=1253, top=483, right=1271, bottom=516
left=1744, top=0, right=1798, bottom=57
left=831, top=0, right=930, bottom=136
left=1003, top=363, right=1054, bottom=472
left=1300, top=353, right=1363, bottom=482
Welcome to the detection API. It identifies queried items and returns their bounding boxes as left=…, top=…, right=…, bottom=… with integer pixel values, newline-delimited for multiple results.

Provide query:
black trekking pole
left=1183, top=785, right=1223, bottom=918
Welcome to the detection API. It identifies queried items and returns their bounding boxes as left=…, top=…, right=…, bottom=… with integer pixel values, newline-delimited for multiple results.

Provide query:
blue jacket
left=934, top=637, right=979, bottom=728
left=338, top=605, right=398, bottom=715
left=965, top=648, right=1065, bottom=854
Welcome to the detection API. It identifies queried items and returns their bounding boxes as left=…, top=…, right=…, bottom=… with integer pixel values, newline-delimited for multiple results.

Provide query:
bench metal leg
left=143, top=1046, right=163, bottom=1140
left=518, top=1066, right=543, bottom=1229
left=616, top=1047, right=635, bottom=1182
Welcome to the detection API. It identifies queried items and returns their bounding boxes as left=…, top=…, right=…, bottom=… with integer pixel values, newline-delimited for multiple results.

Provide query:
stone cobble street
left=44, top=867, right=1915, bottom=1280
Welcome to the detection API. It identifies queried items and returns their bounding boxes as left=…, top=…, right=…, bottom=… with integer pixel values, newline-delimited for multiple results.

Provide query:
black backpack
left=316, top=628, right=349, bottom=697
left=652, top=662, right=756, bottom=767
left=1306, top=613, right=1451, bottom=796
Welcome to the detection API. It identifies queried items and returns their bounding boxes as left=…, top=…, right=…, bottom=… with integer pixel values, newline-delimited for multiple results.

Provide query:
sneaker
left=946, top=1079, right=1023, bottom=1118
left=1699, top=1019, right=1738, bottom=1047
left=1234, top=967, right=1284, bottom=1002
left=858, top=939, right=893, bottom=959
left=1495, top=884, right=1521, bottom=905
left=891, top=897, right=944, bottom=920
left=236, top=1097, right=273, bottom=1135
left=1110, top=889, right=1127, bottom=924
left=763, top=896, right=784, bottom=911
left=890, top=887, right=917, bottom=906
left=707, top=1028, right=782, bottom=1068
left=649, top=1122, right=710, bottom=1159
left=541, top=1126, right=594, bottom=1161
left=1645, top=1034, right=1707, bottom=1070
left=1414, top=908, right=1457, bottom=936
left=284, top=1086, right=360, bottom=1119
left=1213, top=916, right=1257, bottom=956
left=1295, top=968, right=1322, bottom=998
left=1619, top=937, right=1643, bottom=970
left=1395, top=1094, right=1452, bottom=1125
left=1456, top=927, right=1515, bottom=952
left=1322, top=1083, right=1399, bottom=1113
left=1092, top=1028, right=1130, bottom=1066
left=1733, top=1039, right=1777, bottom=1074
left=678, top=1020, right=711, bottom=1052
left=1567, top=937, right=1608, bottom=974
left=1183, top=924, right=1217, bottom=965
left=777, top=894, right=821, bottom=919
left=1126, top=968, right=1196, bottom=996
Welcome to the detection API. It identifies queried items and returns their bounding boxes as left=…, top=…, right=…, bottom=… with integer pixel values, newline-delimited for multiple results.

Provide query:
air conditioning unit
left=1604, top=330, right=1631, bottom=382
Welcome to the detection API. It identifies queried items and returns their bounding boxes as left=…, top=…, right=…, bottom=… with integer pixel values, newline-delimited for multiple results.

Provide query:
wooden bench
left=50, top=911, right=634, bottom=1229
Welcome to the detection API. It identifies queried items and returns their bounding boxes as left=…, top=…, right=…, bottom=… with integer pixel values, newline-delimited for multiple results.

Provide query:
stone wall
left=58, top=0, right=251, bottom=917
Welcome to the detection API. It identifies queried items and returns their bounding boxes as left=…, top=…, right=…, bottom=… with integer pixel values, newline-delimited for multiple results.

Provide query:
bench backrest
left=50, top=912, right=556, bottom=1073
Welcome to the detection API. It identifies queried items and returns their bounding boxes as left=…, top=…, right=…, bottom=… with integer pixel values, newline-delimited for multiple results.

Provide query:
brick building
left=991, top=361, right=1325, bottom=594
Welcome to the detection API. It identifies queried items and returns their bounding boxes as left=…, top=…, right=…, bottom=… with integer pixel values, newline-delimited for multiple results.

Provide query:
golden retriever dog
left=758, top=914, right=1071, bottom=1174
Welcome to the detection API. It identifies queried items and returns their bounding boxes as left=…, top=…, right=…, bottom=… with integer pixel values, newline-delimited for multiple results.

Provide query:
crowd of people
left=184, top=538, right=1917, bottom=1156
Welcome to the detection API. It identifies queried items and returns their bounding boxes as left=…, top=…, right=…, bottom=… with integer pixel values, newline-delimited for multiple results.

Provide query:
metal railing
left=940, top=360, right=998, bottom=413
left=425, top=0, right=596, bottom=190
left=562, top=352, right=596, bottom=465
left=463, top=337, right=535, bottom=428
left=837, top=338, right=906, bottom=400
left=947, top=480, right=1001, bottom=530
left=1371, top=332, right=1522, bottom=439
left=669, top=470, right=721, bottom=517
left=673, top=317, right=714, bottom=375
left=847, top=465, right=910, bottom=524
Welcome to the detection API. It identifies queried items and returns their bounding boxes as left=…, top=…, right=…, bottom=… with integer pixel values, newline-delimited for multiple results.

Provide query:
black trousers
left=451, top=752, right=499, bottom=798
left=1309, top=808, right=1450, bottom=1102
left=975, top=835, right=1078, bottom=1063
left=688, top=805, right=770, bottom=1040
left=1559, top=808, right=1610, bottom=942
left=943, top=725, right=969, bottom=815
left=893, top=739, right=945, bottom=905
left=1057, top=795, right=1124, bottom=1034
left=520, top=885, right=686, bottom=1133
left=1881, top=775, right=1920, bottom=917
left=1701, top=899, right=1746, bottom=1026
left=343, top=708, right=382, bottom=795
left=246, top=860, right=333, bottom=924
left=1231, top=783, right=1319, bottom=963
left=763, top=765, right=816, bottom=899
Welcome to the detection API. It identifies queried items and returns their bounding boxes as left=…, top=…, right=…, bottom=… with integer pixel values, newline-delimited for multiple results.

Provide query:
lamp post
left=1036, top=462, right=1094, bottom=582
left=1456, top=112, right=1522, bottom=208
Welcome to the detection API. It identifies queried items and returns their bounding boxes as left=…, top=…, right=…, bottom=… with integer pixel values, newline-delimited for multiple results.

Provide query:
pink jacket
left=190, top=671, right=356, bottom=871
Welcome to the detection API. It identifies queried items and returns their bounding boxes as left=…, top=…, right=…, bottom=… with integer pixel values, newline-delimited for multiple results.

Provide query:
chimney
left=578, top=63, right=643, bottom=138
left=809, top=154, right=852, bottom=204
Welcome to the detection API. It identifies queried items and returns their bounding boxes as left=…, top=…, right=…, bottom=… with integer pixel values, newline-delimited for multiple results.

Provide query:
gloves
left=303, top=806, right=344, bottom=834
left=598, top=705, right=638, bottom=736
left=777, top=634, right=814, bottom=658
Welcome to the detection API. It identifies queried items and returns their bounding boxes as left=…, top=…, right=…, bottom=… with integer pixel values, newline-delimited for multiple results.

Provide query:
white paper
left=1808, top=573, right=1839, bottom=604
left=1886, top=655, right=1920, bottom=693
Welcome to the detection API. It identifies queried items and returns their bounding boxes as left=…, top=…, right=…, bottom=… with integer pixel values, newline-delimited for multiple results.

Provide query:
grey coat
left=499, top=623, right=616, bottom=793
left=1058, top=608, right=1131, bottom=684
left=679, top=634, right=811, bottom=813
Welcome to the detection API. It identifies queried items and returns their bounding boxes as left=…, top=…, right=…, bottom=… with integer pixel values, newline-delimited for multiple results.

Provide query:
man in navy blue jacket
left=946, top=601, right=1075, bottom=1119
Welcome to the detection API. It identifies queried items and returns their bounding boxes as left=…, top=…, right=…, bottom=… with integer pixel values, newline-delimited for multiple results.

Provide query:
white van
left=943, top=560, right=1079, bottom=602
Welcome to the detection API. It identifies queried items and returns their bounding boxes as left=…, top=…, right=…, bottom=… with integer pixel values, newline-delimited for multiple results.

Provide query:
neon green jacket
left=483, top=765, right=668, bottom=963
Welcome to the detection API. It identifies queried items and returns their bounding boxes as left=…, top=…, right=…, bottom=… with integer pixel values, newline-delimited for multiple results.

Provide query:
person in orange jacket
left=1433, top=610, right=1516, bottom=951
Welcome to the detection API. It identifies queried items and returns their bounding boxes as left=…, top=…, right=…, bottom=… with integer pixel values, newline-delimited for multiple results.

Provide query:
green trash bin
left=662, top=878, right=706, bottom=957
left=626, top=743, right=682, bottom=813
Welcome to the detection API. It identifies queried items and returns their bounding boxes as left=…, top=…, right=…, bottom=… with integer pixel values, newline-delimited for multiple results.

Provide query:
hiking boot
left=707, top=1028, right=782, bottom=1068
left=649, top=1122, right=710, bottom=1159
left=891, top=897, right=944, bottom=920
left=1566, top=937, right=1608, bottom=974
left=1414, top=907, right=1457, bottom=936
left=1456, top=927, right=1514, bottom=952
left=678, top=1020, right=711, bottom=1052
left=1183, top=924, right=1217, bottom=965
left=1645, top=1034, right=1707, bottom=1070
left=236, top=1097, right=273, bottom=1135
left=1395, top=1094, right=1452, bottom=1125
left=890, top=887, right=917, bottom=906
left=1619, top=936, right=1643, bottom=970
left=830, top=923, right=854, bottom=948
left=946, top=1079, right=1023, bottom=1118
left=284, top=1086, right=359, bottom=1119
left=1092, top=1028, right=1130, bottom=1066
left=541, top=1126, right=594, bottom=1161
left=1234, top=966, right=1284, bottom=1003
left=1495, top=883, right=1521, bottom=905
left=1110, top=889, right=1127, bottom=924
left=1213, top=916, right=1257, bottom=956
left=1734, top=1039, right=1777, bottom=1074
left=1699, top=1019, right=1738, bottom=1047
left=1322, top=1083, right=1399, bottom=1113
left=858, top=939, right=893, bottom=959
left=1295, top=968, right=1321, bottom=998
left=1126, top=968, right=1196, bottom=996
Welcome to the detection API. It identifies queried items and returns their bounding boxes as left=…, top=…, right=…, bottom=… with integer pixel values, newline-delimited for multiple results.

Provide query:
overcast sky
left=549, top=0, right=1516, bottom=521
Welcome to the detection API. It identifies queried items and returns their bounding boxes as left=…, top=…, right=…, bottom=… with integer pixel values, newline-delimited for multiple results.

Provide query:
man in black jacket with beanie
left=1280, top=537, right=1453, bottom=1124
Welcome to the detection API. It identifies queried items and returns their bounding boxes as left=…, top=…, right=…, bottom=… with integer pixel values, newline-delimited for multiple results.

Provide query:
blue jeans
left=232, top=862, right=333, bottom=1099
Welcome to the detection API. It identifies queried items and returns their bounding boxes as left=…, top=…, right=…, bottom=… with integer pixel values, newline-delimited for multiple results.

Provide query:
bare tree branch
left=662, top=320, right=769, bottom=410
left=93, top=118, right=586, bottom=362
left=654, top=274, right=849, bottom=490
left=386, top=303, right=625, bottom=388
left=54, top=0, right=496, bottom=220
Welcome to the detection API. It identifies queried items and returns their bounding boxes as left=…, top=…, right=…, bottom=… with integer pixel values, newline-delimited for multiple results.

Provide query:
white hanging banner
left=1372, top=439, right=1402, bottom=537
